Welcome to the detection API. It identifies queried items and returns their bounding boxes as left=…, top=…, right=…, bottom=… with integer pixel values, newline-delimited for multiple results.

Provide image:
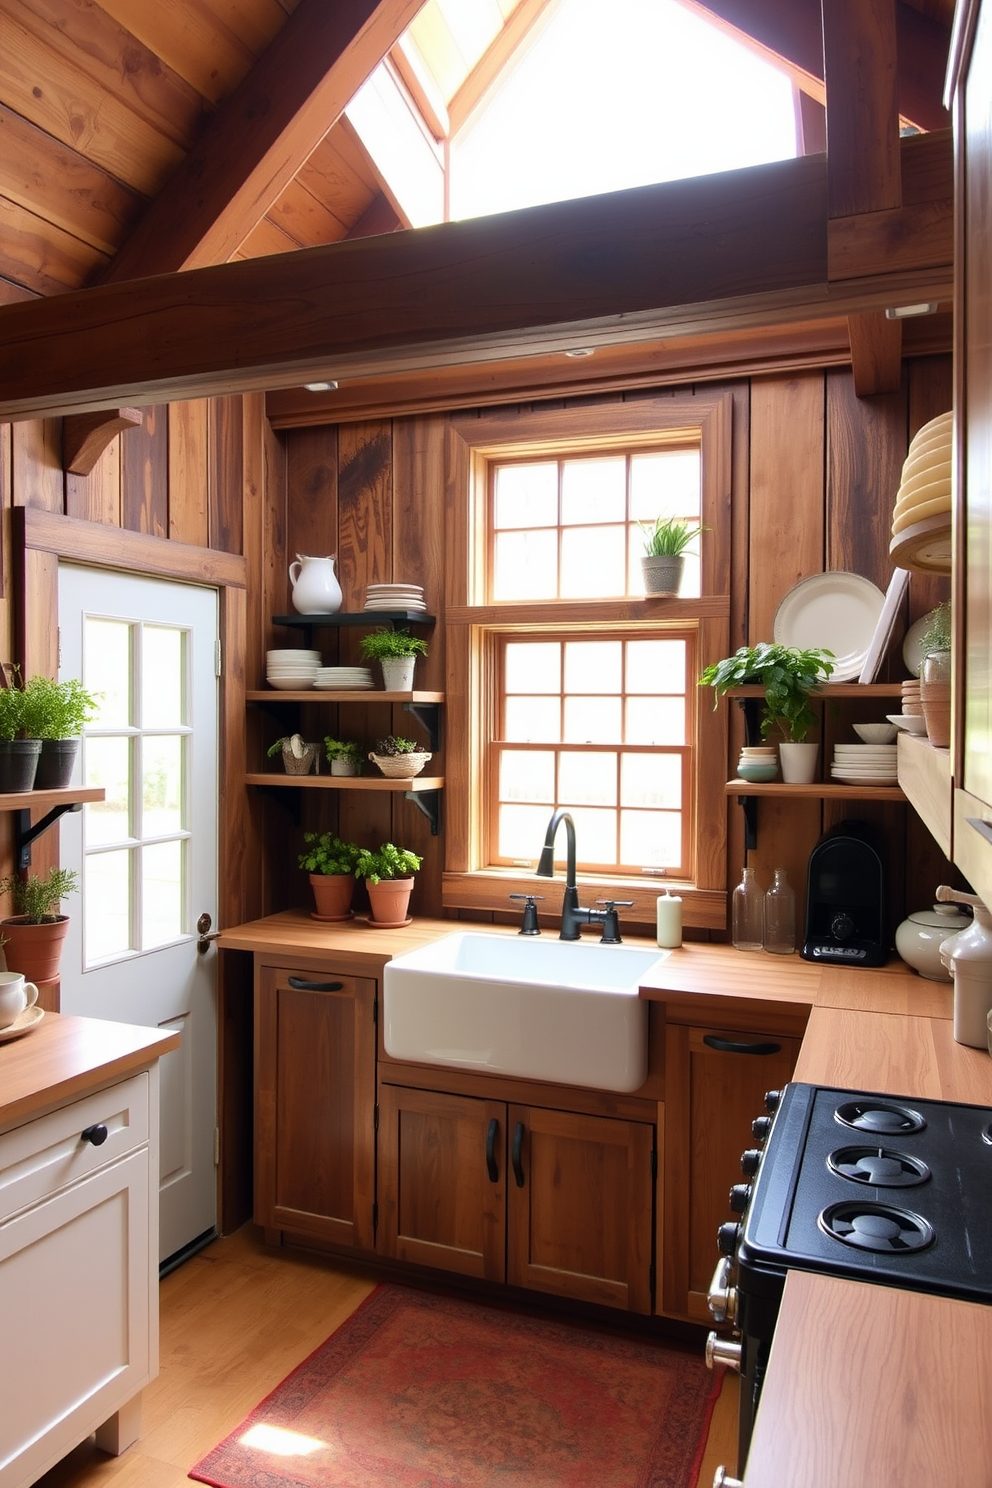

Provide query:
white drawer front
left=0, top=1073, right=149, bottom=1224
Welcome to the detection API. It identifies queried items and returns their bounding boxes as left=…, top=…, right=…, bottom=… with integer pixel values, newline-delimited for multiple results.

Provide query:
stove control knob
left=717, top=1221, right=741, bottom=1256
left=705, top=1331, right=742, bottom=1372
left=728, top=1183, right=751, bottom=1214
left=831, top=910, right=856, bottom=941
left=707, top=1256, right=738, bottom=1323
left=740, top=1148, right=763, bottom=1177
left=713, top=1469, right=744, bottom=1488
left=764, top=1089, right=782, bottom=1113
left=751, top=1115, right=773, bottom=1141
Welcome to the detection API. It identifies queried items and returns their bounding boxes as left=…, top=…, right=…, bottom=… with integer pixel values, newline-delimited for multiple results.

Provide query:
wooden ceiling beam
left=98, top=0, right=427, bottom=283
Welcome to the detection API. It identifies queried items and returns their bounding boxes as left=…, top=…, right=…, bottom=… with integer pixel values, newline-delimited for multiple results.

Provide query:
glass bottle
left=763, top=868, right=796, bottom=955
left=732, top=866, right=764, bottom=951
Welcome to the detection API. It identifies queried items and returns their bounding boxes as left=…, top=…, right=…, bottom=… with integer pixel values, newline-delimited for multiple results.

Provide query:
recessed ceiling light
left=564, top=348, right=594, bottom=358
left=303, top=381, right=339, bottom=391
left=884, top=304, right=938, bottom=320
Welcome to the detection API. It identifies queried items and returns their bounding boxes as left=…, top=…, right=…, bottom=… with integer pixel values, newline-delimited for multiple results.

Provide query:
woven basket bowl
left=369, top=751, right=431, bottom=778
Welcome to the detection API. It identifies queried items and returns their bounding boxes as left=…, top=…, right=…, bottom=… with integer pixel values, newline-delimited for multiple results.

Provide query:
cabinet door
left=378, top=1084, right=506, bottom=1280
left=662, top=1023, right=801, bottom=1321
left=506, top=1105, right=655, bottom=1314
left=255, top=965, right=376, bottom=1251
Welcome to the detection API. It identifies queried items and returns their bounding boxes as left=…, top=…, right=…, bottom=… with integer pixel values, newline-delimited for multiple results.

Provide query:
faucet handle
left=595, top=900, right=633, bottom=945
left=509, top=893, right=543, bottom=936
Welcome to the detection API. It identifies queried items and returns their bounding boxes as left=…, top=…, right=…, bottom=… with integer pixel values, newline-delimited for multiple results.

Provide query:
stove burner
left=834, top=1099, right=926, bottom=1136
left=818, top=1201, right=935, bottom=1254
left=827, top=1146, right=930, bottom=1188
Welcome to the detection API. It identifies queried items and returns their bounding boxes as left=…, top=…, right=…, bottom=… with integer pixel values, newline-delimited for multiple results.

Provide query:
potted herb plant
left=354, top=842, right=422, bottom=926
left=298, top=832, right=361, bottom=920
left=20, top=675, right=99, bottom=789
left=368, top=734, right=432, bottom=779
left=267, top=734, right=319, bottom=775
left=0, top=679, right=40, bottom=793
left=640, top=516, right=706, bottom=597
left=700, top=642, right=835, bottom=783
left=323, top=737, right=363, bottom=776
left=358, top=628, right=428, bottom=691
left=918, top=601, right=951, bottom=748
left=0, top=867, right=78, bottom=983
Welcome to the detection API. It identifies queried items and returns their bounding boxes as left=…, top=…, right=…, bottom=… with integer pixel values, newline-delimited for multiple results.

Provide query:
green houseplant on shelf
left=298, top=832, right=361, bottom=920
left=699, top=642, right=835, bottom=784
left=354, top=842, right=422, bottom=926
left=368, top=734, right=432, bottom=779
left=0, top=676, right=41, bottom=794
left=0, top=867, right=79, bottom=983
left=323, top=737, right=363, bottom=777
left=918, top=601, right=951, bottom=747
left=20, top=675, right=99, bottom=789
left=358, top=628, right=428, bottom=692
left=640, top=516, right=706, bottom=597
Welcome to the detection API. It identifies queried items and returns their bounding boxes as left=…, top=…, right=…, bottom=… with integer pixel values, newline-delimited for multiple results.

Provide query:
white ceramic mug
left=0, top=971, right=39, bottom=1029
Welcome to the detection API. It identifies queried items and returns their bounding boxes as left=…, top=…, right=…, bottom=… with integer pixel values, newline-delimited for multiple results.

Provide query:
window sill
left=441, top=870, right=727, bottom=932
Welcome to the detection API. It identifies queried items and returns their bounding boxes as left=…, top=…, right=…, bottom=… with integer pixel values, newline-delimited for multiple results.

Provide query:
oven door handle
left=703, top=1034, right=781, bottom=1056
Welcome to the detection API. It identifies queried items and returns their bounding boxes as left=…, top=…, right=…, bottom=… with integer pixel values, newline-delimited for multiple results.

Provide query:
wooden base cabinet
left=254, top=963, right=377, bottom=1251
left=379, top=1083, right=655, bottom=1313
left=662, top=1021, right=802, bottom=1322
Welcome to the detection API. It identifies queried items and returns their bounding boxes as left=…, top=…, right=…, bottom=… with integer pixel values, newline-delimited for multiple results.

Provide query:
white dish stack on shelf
left=266, top=648, right=320, bottom=690
left=831, top=742, right=898, bottom=786
left=314, top=667, right=374, bottom=690
left=364, top=583, right=426, bottom=612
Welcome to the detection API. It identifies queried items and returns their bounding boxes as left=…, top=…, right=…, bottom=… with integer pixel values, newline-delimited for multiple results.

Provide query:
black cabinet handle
left=703, top=1035, right=782, bottom=1056
left=485, top=1118, right=499, bottom=1183
left=511, top=1121, right=525, bottom=1188
left=287, top=977, right=344, bottom=992
left=81, top=1124, right=109, bottom=1146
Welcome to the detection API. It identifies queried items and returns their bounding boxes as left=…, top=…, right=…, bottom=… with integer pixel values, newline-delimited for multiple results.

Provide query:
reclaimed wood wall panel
left=65, top=435, right=122, bottom=525
left=122, top=403, right=168, bottom=536
left=337, top=420, right=392, bottom=605
left=209, top=395, right=245, bottom=555
left=168, top=400, right=210, bottom=547
left=285, top=424, right=339, bottom=608
left=825, top=371, right=906, bottom=591
left=12, top=419, right=63, bottom=511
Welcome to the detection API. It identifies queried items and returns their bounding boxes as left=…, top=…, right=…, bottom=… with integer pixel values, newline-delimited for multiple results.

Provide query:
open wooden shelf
left=0, top=786, right=104, bottom=812
left=247, top=690, right=444, bottom=703
left=725, top=683, right=904, bottom=699
left=726, top=779, right=905, bottom=801
left=245, top=773, right=443, bottom=791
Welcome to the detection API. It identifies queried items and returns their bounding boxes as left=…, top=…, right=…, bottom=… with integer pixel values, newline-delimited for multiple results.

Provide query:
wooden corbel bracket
left=62, top=408, right=143, bottom=475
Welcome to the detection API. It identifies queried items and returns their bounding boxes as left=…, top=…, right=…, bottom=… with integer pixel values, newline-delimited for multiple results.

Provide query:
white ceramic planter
left=641, top=554, right=685, bottom=597
left=329, top=758, right=358, bottom=776
left=778, top=741, right=819, bottom=784
left=380, top=656, right=416, bottom=691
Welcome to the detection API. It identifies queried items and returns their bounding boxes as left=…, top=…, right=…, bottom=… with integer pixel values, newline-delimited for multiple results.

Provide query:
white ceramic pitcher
left=288, top=554, right=343, bottom=615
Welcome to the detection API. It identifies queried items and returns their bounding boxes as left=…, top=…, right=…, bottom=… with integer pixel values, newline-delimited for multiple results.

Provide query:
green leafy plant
left=20, top=676, right=99, bottom=740
left=359, top=628, right=428, bottom=662
left=323, top=737, right=363, bottom=766
left=297, top=832, right=361, bottom=877
left=919, top=601, right=951, bottom=657
left=640, top=515, right=706, bottom=557
left=0, top=685, right=25, bottom=743
left=267, top=734, right=309, bottom=758
left=354, top=842, right=422, bottom=884
left=699, top=642, right=835, bottom=742
left=371, top=735, right=421, bottom=756
left=0, top=867, right=79, bottom=922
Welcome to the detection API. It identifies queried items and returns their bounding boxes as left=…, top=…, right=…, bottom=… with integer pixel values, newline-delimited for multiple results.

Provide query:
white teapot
left=289, top=555, right=343, bottom=615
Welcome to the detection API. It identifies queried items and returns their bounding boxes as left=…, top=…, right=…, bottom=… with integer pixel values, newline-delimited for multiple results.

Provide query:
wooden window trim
left=443, top=393, right=732, bottom=931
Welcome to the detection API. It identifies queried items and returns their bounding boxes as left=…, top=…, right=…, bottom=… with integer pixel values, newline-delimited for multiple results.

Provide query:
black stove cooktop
left=738, top=1083, right=992, bottom=1303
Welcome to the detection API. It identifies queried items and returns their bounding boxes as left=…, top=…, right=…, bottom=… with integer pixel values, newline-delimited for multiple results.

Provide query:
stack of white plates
left=266, top=649, right=320, bottom=690
left=364, top=583, right=426, bottom=612
left=314, top=667, right=374, bottom=690
left=831, top=743, right=898, bottom=786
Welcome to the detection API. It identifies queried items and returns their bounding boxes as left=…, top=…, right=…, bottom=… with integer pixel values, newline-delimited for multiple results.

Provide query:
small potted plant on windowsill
left=640, top=516, right=706, bottom=597
left=298, top=832, right=362, bottom=921
left=368, top=734, right=432, bottom=779
left=699, top=642, right=835, bottom=783
left=358, top=628, right=428, bottom=692
left=323, top=737, right=363, bottom=776
left=267, top=734, right=319, bottom=775
left=354, top=843, right=422, bottom=926
left=20, top=675, right=99, bottom=790
left=0, top=867, right=78, bottom=983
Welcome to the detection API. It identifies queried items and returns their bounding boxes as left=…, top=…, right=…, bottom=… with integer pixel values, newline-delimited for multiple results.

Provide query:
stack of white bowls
left=266, top=649, right=320, bottom=690
left=737, top=745, right=778, bottom=783
left=364, top=583, right=426, bottom=612
left=831, top=742, right=898, bottom=785
left=314, top=666, right=374, bottom=690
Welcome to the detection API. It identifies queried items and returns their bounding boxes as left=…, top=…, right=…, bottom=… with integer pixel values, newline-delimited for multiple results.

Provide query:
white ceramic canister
left=934, top=886, right=992, bottom=1048
left=894, top=902, right=972, bottom=981
left=288, top=554, right=343, bottom=615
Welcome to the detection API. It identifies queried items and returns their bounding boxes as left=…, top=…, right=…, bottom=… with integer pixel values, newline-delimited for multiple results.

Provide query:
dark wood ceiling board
left=0, top=102, right=145, bottom=257
left=346, top=191, right=403, bottom=239
left=316, top=114, right=413, bottom=229
left=0, top=275, right=37, bottom=306
left=97, top=0, right=266, bottom=103
left=266, top=176, right=351, bottom=249
left=10, top=0, right=211, bottom=151
left=823, top=0, right=901, bottom=218
left=236, top=213, right=303, bottom=258
left=99, top=0, right=428, bottom=280
left=296, top=129, right=381, bottom=227
left=0, top=191, right=107, bottom=295
left=0, top=7, right=185, bottom=196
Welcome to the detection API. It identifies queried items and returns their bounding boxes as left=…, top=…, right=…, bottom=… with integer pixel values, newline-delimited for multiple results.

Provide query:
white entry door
left=57, top=564, right=219, bottom=1266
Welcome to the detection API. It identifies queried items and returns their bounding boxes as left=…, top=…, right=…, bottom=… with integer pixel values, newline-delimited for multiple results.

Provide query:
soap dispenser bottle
left=935, top=885, right=992, bottom=1048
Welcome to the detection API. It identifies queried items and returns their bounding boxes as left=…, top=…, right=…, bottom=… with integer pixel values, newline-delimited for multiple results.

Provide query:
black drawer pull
left=703, top=1035, right=782, bottom=1056
left=81, top=1124, right=109, bottom=1146
left=287, top=977, right=345, bottom=992
left=511, top=1121, right=525, bottom=1188
left=485, top=1118, right=499, bottom=1183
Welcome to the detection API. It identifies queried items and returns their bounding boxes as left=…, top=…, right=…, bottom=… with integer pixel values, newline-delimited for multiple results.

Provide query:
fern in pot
left=640, top=516, right=705, bottom=597
left=0, top=867, right=78, bottom=983
left=0, top=681, right=39, bottom=793
left=21, top=676, right=100, bottom=790
left=358, top=628, right=428, bottom=692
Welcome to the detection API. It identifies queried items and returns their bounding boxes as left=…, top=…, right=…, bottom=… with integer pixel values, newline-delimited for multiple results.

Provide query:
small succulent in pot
left=368, top=735, right=431, bottom=778
left=323, top=737, right=363, bottom=776
left=372, top=735, right=419, bottom=755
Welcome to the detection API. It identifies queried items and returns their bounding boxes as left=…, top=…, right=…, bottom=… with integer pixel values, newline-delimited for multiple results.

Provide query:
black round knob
left=751, top=1115, right=773, bottom=1141
left=717, top=1221, right=741, bottom=1256
left=764, top=1089, right=782, bottom=1113
left=740, top=1148, right=763, bottom=1177
left=831, top=911, right=856, bottom=941
left=728, top=1184, right=752, bottom=1214
left=81, top=1123, right=109, bottom=1146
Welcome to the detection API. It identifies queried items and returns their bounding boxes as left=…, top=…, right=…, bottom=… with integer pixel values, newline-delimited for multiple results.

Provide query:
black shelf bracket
left=736, top=793, right=758, bottom=851
left=16, top=801, right=83, bottom=869
left=403, top=702, right=442, bottom=752
left=734, top=695, right=763, bottom=850
left=404, top=789, right=441, bottom=835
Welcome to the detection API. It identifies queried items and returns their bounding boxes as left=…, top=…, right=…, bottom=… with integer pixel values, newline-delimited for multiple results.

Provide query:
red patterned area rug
left=189, top=1284, right=719, bottom=1488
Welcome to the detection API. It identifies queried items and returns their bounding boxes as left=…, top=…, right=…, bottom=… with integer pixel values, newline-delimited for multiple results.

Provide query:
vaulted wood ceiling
left=0, top=0, right=955, bottom=305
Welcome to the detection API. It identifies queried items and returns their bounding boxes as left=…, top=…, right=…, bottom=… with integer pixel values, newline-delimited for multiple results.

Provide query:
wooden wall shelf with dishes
left=724, top=780, right=905, bottom=802
left=244, top=773, right=444, bottom=834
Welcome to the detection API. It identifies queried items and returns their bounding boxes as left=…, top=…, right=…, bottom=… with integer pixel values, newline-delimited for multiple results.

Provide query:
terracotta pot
left=309, top=873, right=355, bottom=922
left=920, top=649, right=951, bottom=748
left=1, top=914, right=70, bottom=983
left=366, top=877, right=414, bottom=926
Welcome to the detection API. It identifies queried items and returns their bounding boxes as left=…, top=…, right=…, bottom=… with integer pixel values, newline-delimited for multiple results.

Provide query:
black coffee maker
left=801, top=821, right=887, bottom=966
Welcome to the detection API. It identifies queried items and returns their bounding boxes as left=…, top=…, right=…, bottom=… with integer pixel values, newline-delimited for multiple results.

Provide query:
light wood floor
left=36, top=1224, right=739, bottom=1488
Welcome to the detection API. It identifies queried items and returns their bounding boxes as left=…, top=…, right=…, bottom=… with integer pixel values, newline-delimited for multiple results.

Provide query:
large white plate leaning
left=773, top=572, right=887, bottom=683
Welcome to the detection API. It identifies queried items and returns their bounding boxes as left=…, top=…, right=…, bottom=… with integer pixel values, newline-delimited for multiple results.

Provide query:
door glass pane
left=143, top=736, right=184, bottom=836
left=84, top=737, right=131, bottom=846
left=85, top=849, right=132, bottom=961
left=143, top=627, right=185, bottom=728
left=84, top=619, right=130, bottom=727
left=142, top=841, right=184, bottom=949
